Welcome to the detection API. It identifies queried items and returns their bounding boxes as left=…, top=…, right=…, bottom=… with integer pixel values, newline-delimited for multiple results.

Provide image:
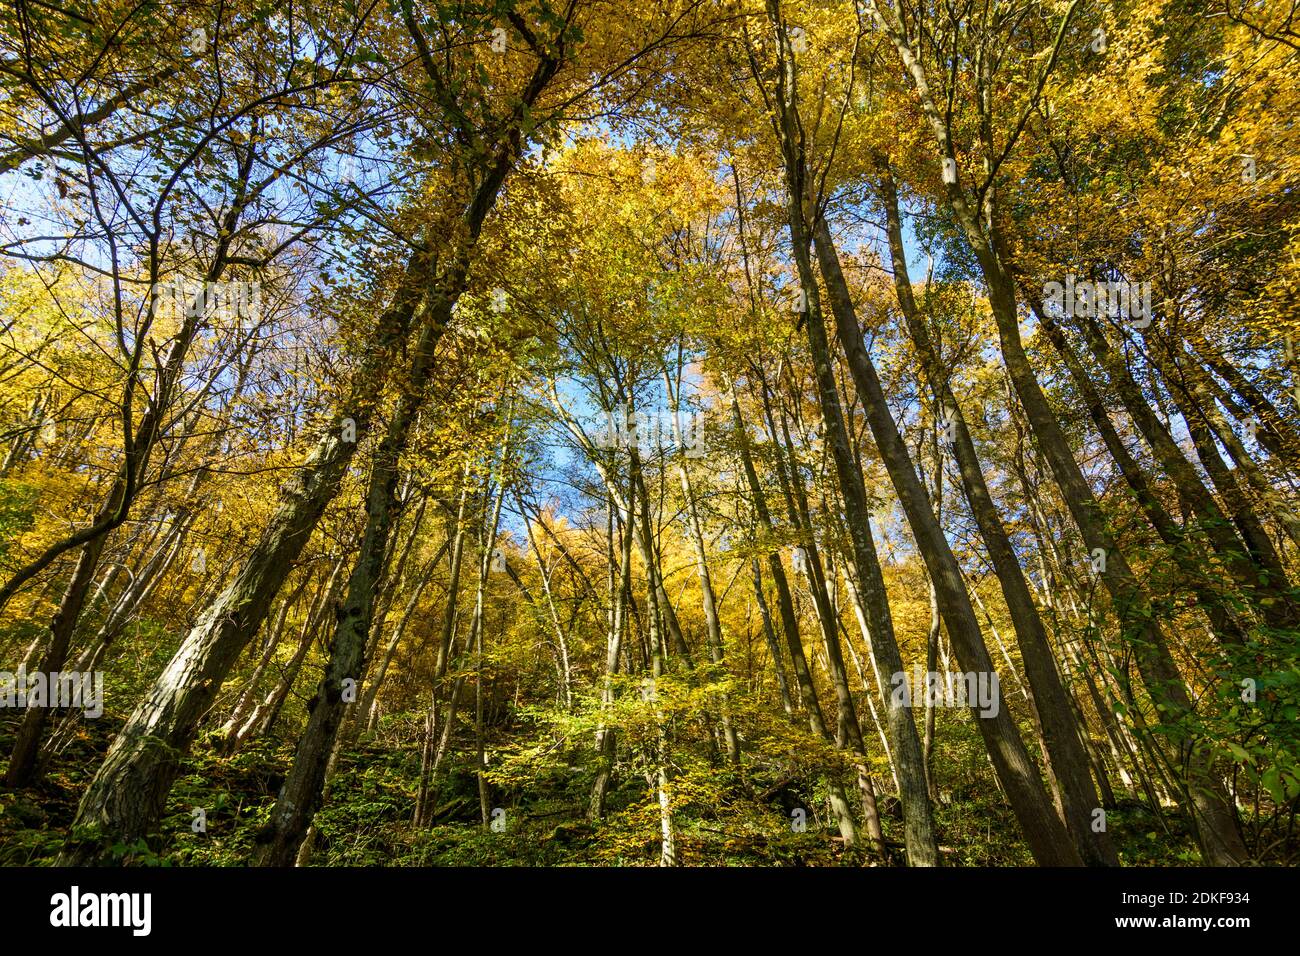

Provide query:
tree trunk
left=750, top=556, right=794, bottom=716
left=729, top=390, right=860, bottom=845
left=57, top=251, right=435, bottom=863
left=873, top=176, right=1113, bottom=864
left=254, top=324, right=455, bottom=866
left=813, top=214, right=1078, bottom=865
left=667, top=367, right=740, bottom=764
left=590, top=485, right=635, bottom=820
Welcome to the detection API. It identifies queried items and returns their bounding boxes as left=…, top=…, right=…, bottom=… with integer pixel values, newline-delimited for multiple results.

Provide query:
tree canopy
left=0, top=0, right=1297, bottom=870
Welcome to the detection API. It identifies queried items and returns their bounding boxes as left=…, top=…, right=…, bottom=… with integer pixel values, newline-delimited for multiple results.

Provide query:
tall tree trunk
left=631, top=439, right=678, bottom=866
left=775, top=380, right=886, bottom=853
left=57, top=248, right=439, bottom=863
left=5, top=534, right=107, bottom=785
left=867, top=0, right=1250, bottom=861
left=590, top=484, right=635, bottom=820
left=1191, top=336, right=1300, bottom=473
left=253, top=325, right=459, bottom=866
left=471, top=459, right=510, bottom=827
left=514, top=492, right=574, bottom=711
left=666, top=367, right=740, bottom=765
left=729, top=391, right=860, bottom=845
left=873, top=176, right=1113, bottom=864
left=1028, top=296, right=1250, bottom=646
left=813, top=214, right=1079, bottom=865
left=54, top=28, right=564, bottom=851
left=751, top=556, right=794, bottom=716
left=753, top=4, right=943, bottom=863
left=1068, top=304, right=1295, bottom=629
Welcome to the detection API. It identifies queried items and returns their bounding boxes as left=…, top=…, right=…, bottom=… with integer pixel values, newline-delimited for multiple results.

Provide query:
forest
left=0, top=0, right=1296, bottom=870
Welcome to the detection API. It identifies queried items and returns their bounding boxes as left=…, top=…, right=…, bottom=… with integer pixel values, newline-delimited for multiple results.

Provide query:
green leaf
left=1223, top=742, right=1250, bottom=763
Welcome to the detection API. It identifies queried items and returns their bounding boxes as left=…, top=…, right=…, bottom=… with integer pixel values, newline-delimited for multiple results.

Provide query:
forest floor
left=0, top=711, right=1204, bottom=867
